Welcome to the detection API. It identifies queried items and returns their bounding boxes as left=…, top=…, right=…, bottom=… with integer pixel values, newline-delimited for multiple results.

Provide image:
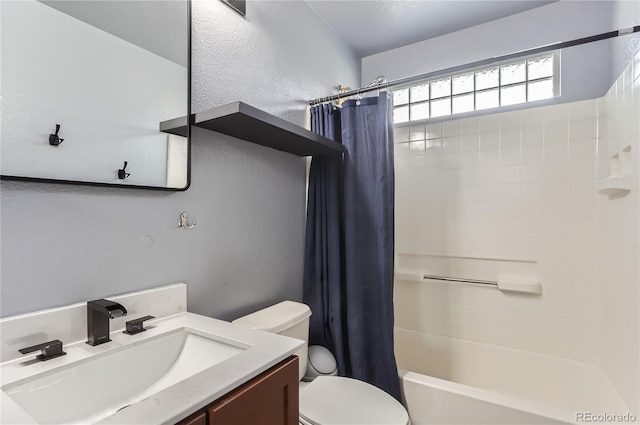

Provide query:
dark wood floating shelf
left=160, top=102, right=345, bottom=156
left=159, top=115, right=189, bottom=137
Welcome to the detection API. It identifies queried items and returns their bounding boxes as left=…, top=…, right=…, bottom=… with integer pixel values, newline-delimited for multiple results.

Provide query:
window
left=392, top=52, right=558, bottom=124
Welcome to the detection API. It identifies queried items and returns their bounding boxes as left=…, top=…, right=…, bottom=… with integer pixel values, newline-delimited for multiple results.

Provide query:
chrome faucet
left=87, top=299, right=127, bottom=346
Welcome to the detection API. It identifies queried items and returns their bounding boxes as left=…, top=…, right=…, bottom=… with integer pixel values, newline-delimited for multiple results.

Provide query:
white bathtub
left=395, top=328, right=633, bottom=424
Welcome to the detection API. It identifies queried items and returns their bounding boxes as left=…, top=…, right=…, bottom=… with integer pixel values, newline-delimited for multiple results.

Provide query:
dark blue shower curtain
left=303, top=92, right=401, bottom=401
left=303, top=103, right=348, bottom=375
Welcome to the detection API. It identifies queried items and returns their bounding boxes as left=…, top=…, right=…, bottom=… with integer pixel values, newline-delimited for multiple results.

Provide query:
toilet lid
left=300, top=376, right=409, bottom=425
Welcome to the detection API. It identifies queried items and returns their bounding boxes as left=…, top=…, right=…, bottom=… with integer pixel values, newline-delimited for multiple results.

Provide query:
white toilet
left=233, top=301, right=409, bottom=425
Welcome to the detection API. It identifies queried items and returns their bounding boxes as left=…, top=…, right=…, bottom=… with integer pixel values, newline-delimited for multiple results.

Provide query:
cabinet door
left=178, top=411, right=207, bottom=425
left=208, top=356, right=298, bottom=425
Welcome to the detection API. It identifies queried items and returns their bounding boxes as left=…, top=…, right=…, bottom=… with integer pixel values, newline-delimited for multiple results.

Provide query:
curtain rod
left=308, top=25, right=640, bottom=106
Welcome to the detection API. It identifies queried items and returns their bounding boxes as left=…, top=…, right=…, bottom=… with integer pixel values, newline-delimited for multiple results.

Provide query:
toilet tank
left=232, top=301, right=311, bottom=380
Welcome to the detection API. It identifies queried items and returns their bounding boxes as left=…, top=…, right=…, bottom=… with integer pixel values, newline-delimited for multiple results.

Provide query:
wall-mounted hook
left=178, top=212, right=196, bottom=229
left=118, top=161, right=130, bottom=179
left=49, top=124, right=64, bottom=146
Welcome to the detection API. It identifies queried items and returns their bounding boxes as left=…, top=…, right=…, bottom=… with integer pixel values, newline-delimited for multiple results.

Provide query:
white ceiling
left=41, top=0, right=555, bottom=67
left=305, top=0, right=556, bottom=57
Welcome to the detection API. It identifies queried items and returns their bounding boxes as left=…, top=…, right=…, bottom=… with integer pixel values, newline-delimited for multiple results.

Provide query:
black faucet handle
left=124, top=315, right=155, bottom=335
left=19, top=340, right=67, bottom=361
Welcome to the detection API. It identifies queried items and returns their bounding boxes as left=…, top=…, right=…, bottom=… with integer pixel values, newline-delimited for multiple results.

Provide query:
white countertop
left=1, top=312, right=303, bottom=425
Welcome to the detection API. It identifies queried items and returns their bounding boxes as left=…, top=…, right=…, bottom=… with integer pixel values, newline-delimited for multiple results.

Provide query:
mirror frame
left=0, top=0, right=192, bottom=192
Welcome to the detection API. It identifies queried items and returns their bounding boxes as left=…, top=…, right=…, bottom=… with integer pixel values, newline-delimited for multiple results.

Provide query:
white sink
left=2, top=327, right=247, bottom=424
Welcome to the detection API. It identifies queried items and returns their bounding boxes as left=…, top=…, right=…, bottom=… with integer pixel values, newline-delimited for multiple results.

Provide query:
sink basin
left=2, top=328, right=247, bottom=424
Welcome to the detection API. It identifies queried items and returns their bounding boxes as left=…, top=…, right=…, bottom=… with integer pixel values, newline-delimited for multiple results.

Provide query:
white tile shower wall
left=394, top=98, right=603, bottom=364
left=598, top=51, right=640, bottom=414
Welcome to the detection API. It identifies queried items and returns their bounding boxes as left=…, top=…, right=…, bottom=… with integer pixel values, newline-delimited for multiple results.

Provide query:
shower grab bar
left=395, top=270, right=541, bottom=293
left=423, top=275, right=498, bottom=287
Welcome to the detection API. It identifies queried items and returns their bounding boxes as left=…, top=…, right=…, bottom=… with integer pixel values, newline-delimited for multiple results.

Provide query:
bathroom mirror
left=0, top=0, right=191, bottom=190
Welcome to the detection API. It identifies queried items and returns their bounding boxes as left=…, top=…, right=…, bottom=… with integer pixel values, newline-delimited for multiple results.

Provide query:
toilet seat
left=299, top=376, right=409, bottom=425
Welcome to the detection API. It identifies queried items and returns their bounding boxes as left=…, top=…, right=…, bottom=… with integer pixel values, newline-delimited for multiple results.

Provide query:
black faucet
left=87, top=299, right=127, bottom=346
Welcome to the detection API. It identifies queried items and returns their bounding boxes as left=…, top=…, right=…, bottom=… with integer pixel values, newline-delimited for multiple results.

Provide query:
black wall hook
left=49, top=124, right=64, bottom=146
left=118, top=161, right=130, bottom=179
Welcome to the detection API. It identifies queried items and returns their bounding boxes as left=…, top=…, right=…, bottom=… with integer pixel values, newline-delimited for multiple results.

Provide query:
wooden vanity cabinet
left=179, top=411, right=207, bottom=425
left=176, top=356, right=299, bottom=425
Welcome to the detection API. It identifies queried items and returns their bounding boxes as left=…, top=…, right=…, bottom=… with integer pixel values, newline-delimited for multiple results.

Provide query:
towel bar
left=423, top=275, right=498, bottom=287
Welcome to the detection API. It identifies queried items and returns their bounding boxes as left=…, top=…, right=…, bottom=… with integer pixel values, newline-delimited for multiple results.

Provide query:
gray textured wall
left=0, top=0, right=360, bottom=319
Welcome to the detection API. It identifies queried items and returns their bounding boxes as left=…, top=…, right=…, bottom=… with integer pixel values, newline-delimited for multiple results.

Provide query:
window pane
left=476, top=67, right=499, bottom=90
left=452, top=94, right=474, bottom=114
left=410, top=83, right=429, bottom=102
left=452, top=72, right=474, bottom=95
left=501, top=84, right=526, bottom=106
left=528, top=78, right=554, bottom=101
left=410, top=102, right=429, bottom=120
left=431, top=98, right=451, bottom=117
left=431, top=78, right=451, bottom=98
left=528, top=55, right=554, bottom=80
left=394, top=88, right=409, bottom=106
left=394, top=106, right=409, bottom=123
left=392, top=53, right=557, bottom=124
left=476, top=89, right=499, bottom=110
left=500, top=62, right=526, bottom=85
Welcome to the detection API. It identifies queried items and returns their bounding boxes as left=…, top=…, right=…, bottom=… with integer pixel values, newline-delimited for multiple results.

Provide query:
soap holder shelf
left=597, top=145, right=632, bottom=198
left=596, top=176, right=632, bottom=197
